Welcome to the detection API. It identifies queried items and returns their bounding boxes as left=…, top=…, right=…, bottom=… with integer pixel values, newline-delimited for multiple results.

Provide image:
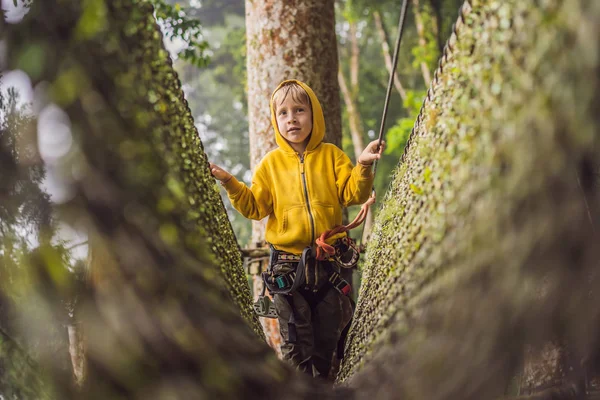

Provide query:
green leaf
left=410, top=184, right=423, bottom=195
left=424, top=168, right=432, bottom=183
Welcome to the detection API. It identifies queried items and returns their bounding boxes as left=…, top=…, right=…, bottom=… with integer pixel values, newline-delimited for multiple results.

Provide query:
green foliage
left=338, top=0, right=363, bottom=23
left=75, top=0, right=108, bottom=40
left=385, top=119, right=412, bottom=154
left=411, top=2, right=444, bottom=72
left=385, top=89, right=426, bottom=155
left=0, top=80, right=70, bottom=399
left=0, top=86, right=52, bottom=240
left=174, top=13, right=251, bottom=246
left=146, top=0, right=210, bottom=67
left=170, top=0, right=245, bottom=27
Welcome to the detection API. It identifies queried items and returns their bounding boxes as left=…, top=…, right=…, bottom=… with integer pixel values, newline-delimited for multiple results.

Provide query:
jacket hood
left=270, top=79, right=325, bottom=154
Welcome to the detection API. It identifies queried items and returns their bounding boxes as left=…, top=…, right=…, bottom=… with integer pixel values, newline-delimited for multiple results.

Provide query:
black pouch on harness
left=254, top=258, right=298, bottom=318
left=255, top=248, right=308, bottom=319
left=261, top=247, right=311, bottom=295
left=254, top=248, right=303, bottom=319
left=255, top=247, right=313, bottom=345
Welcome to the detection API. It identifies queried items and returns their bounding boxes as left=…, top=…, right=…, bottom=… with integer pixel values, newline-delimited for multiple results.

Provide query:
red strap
left=315, top=193, right=376, bottom=260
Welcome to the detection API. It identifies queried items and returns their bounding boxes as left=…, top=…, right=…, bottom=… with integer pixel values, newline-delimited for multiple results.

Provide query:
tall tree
left=410, top=0, right=433, bottom=86
left=0, top=87, right=52, bottom=241
left=338, top=18, right=366, bottom=162
left=336, top=2, right=383, bottom=245
left=372, top=9, right=407, bottom=101
left=337, top=14, right=375, bottom=244
left=427, top=0, right=445, bottom=52
left=245, top=0, right=342, bottom=242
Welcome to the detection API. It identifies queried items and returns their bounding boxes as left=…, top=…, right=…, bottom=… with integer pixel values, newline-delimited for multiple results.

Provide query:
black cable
left=374, top=0, right=410, bottom=175
left=358, top=0, right=410, bottom=244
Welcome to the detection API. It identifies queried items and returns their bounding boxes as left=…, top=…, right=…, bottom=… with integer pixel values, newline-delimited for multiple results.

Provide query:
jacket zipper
left=299, top=154, right=315, bottom=244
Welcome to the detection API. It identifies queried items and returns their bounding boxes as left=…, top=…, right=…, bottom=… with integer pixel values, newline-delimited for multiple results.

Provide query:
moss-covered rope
left=8, top=0, right=262, bottom=337
left=340, top=0, right=599, bottom=397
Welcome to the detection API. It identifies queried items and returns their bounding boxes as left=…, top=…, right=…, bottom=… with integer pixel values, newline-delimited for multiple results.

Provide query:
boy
left=210, top=79, right=383, bottom=378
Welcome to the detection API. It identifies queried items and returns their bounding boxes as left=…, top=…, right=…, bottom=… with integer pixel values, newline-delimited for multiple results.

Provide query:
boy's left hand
left=357, top=140, right=386, bottom=165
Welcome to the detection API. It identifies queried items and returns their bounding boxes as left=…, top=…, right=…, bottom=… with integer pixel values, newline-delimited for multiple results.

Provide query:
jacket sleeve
left=222, top=165, right=273, bottom=220
left=334, top=150, right=375, bottom=207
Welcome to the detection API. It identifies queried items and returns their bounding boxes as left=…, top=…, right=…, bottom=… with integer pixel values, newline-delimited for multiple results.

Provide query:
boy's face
left=275, top=94, right=313, bottom=153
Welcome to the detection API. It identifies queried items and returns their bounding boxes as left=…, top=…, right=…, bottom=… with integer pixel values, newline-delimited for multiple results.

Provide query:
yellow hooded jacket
left=223, top=80, right=374, bottom=255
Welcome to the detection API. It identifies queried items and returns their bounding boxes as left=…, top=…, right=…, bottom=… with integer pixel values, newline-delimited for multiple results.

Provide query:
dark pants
left=274, top=285, right=344, bottom=379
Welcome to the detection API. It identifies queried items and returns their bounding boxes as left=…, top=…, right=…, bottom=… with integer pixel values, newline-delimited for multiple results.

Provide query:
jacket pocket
left=312, top=202, right=337, bottom=236
left=280, top=205, right=306, bottom=235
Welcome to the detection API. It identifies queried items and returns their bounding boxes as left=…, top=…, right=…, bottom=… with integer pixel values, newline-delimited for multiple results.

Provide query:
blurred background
left=0, top=0, right=503, bottom=391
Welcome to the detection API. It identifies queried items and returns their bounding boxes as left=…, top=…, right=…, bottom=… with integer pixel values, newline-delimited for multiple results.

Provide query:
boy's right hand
left=209, top=163, right=233, bottom=183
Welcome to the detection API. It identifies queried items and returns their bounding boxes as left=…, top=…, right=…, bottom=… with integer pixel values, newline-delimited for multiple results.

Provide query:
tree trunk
left=338, top=70, right=374, bottom=245
left=341, top=2, right=600, bottom=400
left=411, top=0, right=433, bottom=86
left=245, top=0, right=341, bottom=243
left=360, top=209, right=375, bottom=246
left=67, top=322, right=86, bottom=385
left=338, top=69, right=365, bottom=161
left=427, top=0, right=444, bottom=54
left=372, top=10, right=407, bottom=101
left=338, top=25, right=375, bottom=245
left=349, top=22, right=360, bottom=92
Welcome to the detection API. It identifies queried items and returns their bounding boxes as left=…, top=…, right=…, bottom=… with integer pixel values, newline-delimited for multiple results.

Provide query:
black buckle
left=253, top=295, right=277, bottom=318
left=329, top=271, right=352, bottom=296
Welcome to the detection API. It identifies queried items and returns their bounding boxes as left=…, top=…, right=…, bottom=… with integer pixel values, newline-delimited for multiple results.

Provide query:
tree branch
left=411, top=0, right=433, bottom=86
left=350, top=21, right=360, bottom=92
left=373, top=10, right=407, bottom=100
left=338, top=68, right=365, bottom=159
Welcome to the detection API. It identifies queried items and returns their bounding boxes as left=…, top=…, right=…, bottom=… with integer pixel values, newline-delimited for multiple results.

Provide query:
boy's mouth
left=287, top=127, right=300, bottom=132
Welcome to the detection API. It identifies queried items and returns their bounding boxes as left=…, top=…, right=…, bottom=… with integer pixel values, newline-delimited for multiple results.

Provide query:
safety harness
left=253, top=244, right=355, bottom=347
left=253, top=244, right=353, bottom=319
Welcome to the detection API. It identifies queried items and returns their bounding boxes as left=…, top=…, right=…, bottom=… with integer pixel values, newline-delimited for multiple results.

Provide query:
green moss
left=409, top=184, right=423, bottom=195
left=75, top=0, right=108, bottom=40
left=12, top=0, right=263, bottom=339
left=340, top=0, right=600, bottom=384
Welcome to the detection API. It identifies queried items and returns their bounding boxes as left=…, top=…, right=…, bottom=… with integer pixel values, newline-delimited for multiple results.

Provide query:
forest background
left=2, top=0, right=466, bottom=248
left=161, top=0, right=464, bottom=246
left=0, top=0, right=464, bottom=386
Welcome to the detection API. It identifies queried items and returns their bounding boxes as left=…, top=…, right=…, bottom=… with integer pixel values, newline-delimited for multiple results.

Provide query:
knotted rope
left=315, top=195, right=376, bottom=260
